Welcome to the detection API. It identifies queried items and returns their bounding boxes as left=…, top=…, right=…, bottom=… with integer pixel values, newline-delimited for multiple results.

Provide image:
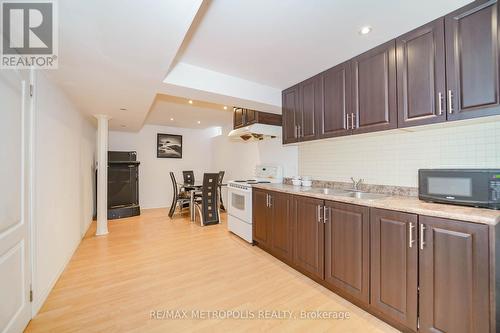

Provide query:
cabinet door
left=319, top=61, right=352, bottom=138
left=324, top=201, right=369, bottom=304
left=293, top=196, right=324, bottom=280
left=446, top=0, right=500, bottom=121
left=397, top=18, right=446, bottom=128
left=299, top=75, right=321, bottom=141
left=370, top=208, right=418, bottom=331
left=253, top=189, right=270, bottom=248
left=233, top=108, right=244, bottom=128
left=269, top=192, right=293, bottom=263
left=351, top=40, right=397, bottom=134
left=282, top=86, right=299, bottom=144
left=245, top=109, right=257, bottom=125
left=419, top=216, right=489, bottom=333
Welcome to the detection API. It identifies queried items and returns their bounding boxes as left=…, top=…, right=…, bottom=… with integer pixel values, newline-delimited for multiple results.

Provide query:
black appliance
left=107, top=151, right=140, bottom=219
left=418, top=169, right=500, bottom=210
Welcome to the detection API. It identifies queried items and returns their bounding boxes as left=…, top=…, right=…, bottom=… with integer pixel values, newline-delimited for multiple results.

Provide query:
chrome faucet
left=350, top=177, right=364, bottom=192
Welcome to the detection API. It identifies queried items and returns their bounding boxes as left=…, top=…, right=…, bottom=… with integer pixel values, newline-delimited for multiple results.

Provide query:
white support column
left=95, top=114, right=110, bottom=236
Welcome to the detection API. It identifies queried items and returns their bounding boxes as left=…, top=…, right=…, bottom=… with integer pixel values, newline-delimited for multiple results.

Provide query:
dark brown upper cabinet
left=293, top=195, right=324, bottom=280
left=233, top=107, right=244, bottom=128
left=324, top=201, right=370, bottom=304
left=351, top=40, right=398, bottom=134
left=446, top=0, right=500, bottom=121
left=282, top=85, right=300, bottom=144
left=397, top=18, right=447, bottom=128
left=233, top=108, right=281, bottom=130
left=418, top=215, right=489, bottom=333
left=298, top=75, right=321, bottom=141
left=370, top=208, right=418, bottom=331
left=318, top=61, right=352, bottom=138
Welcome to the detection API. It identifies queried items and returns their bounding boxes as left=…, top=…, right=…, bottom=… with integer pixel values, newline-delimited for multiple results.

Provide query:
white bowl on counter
left=301, top=180, right=312, bottom=187
left=292, top=179, right=302, bottom=186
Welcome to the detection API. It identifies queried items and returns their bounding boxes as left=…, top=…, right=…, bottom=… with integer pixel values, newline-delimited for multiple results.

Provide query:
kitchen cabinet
left=293, top=195, right=324, bottom=280
left=233, top=107, right=281, bottom=129
left=324, top=201, right=370, bottom=304
left=253, top=189, right=293, bottom=262
left=319, top=61, right=352, bottom=138
left=269, top=191, right=293, bottom=262
left=370, top=208, right=418, bottom=331
left=253, top=189, right=271, bottom=248
left=298, top=75, right=321, bottom=141
left=419, top=215, right=490, bottom=333
left=396, top=19, right=446, bottom=128
left=282, top=85, right=300, bottom=144
left=445, top=0, right=500, bottom=121
left=351, top=40, right=397, bottom=134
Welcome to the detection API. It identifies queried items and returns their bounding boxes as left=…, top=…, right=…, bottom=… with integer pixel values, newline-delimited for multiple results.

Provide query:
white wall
left=298, top=120, right=500, bottom=187
left=33, top=71, right=96, bottom=314
left=109, top=125, right=216, bottom=209
left=109, top=123, right=298, bottom=209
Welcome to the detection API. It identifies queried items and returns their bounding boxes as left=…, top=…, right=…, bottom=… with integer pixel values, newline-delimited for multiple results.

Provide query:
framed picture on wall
left=157, top=133, right=182, bottom=158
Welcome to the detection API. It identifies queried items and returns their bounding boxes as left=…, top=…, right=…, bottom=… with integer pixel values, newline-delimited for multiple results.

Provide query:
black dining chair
left=218, top=171, right=225, bottom=211
left=182, top=170, right=195, bottom=185
left=169, top=172, right=190, bottom=218
left=193, top=173, right=220, bottom=226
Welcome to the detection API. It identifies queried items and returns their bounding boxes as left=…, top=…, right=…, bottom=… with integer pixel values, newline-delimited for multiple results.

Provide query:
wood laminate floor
left=25, top=208, right=398, bottom=333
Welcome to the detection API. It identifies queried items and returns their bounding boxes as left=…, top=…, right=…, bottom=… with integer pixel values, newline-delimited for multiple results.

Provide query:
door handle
left=268, top=195, right=272, bottom=208
left=266, top=194, right=269, bottom=207
left=298, top=125, right=302, bottom=138
left=420, top=224, right=426, bottom=250
left=437, top=92, right=443, bottom=116
left=317, top=205, right=322, bottom=223
left=408, top=222, right=415, bottom=248
left=351, top=113, right=356, bottom=129
left=294, top=125, right=298, bottom=138
left=323, top=206, right=329, bottom=224
left=346, top=114, right=350, bottom=130
left=448, top=90, right=454, bottom=114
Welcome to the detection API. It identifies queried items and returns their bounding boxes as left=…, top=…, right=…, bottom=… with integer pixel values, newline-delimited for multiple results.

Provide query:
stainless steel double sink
left=307, top=188, right=389, bottom=200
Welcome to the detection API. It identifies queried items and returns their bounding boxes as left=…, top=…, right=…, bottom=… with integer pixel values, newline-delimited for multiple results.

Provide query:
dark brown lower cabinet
left=293, top=196, right=324, bottom=280
left=269, top=191, right=293, bottom=263
left=370, top=208, right=418, bottom=331
left=324, top=201, right=370, bottom=304
left=253, top=189, right=271, bottom=248
left=419, top=215, right=490, bottom=333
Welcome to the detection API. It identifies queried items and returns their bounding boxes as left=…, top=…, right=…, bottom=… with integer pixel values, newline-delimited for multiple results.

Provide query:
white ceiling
left=146, top=94, right=232, bottom=129
left=46, top=0, right=472, bottom=131
left=179, top=0, right=472, bottom=89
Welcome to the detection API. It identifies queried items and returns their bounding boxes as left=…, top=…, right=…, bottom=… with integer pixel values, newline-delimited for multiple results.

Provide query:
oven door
left=227, top=186, right=252, bottom=223
left=418, top=169, right=491, bottom=206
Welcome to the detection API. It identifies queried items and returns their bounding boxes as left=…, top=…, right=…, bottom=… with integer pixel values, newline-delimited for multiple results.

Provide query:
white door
left=0, top=69, right=32, bottom=333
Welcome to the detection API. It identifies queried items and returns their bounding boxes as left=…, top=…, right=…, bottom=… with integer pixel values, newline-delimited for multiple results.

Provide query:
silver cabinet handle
left=448, top=90, right=453, bottom=114
left=408, top=222, right=415, bottom=248
left=346, top=114, right=350, bottom=130
left=298, top=125, right=302, bottom=138
left=268, top=195, right=272, bottom=208
left=438, top=92, right=443, bottom=116
left=420, top=224, right=426, bottom=250
left=317, top=205, right=322, bottom=223
left=351, top=113, right=356, bottom=130
left=323, top=206, right=328, bottom=224
left=295, top=125, right=298, bottom=138
left=266, top=194, right=269, bottom=207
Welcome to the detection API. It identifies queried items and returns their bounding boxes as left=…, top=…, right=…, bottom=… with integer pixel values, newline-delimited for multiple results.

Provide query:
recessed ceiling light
left=197, top=121, right=201, bottom=124
left=170, top=118, right=174, bottom=121
left=223, top=106, right=228, bottom=110
left=188, top=100, right=193, bottom=104
left=359, top=26, right=372, bottom=35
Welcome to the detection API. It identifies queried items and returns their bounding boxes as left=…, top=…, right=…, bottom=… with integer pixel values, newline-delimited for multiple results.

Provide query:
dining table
left=178, top=182, right=226, bottom=222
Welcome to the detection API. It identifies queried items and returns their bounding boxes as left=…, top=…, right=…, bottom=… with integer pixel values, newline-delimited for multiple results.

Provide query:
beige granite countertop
left=253, top=183, right=500, bottom=226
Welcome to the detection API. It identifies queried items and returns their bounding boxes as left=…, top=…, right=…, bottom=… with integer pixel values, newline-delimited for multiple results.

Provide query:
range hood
left=228, top=123, right=281, bottom=141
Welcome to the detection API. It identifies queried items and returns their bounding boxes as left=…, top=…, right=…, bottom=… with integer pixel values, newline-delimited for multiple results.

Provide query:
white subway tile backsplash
left=298, top=120, right=500, bottom=187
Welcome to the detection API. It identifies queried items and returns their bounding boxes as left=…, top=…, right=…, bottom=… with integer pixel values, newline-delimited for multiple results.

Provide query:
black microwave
left=418, top=169, right=500, bottom=210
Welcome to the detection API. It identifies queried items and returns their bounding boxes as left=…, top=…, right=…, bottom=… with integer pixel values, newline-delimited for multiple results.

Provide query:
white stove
left=227, top=165, right=282, bottom=243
